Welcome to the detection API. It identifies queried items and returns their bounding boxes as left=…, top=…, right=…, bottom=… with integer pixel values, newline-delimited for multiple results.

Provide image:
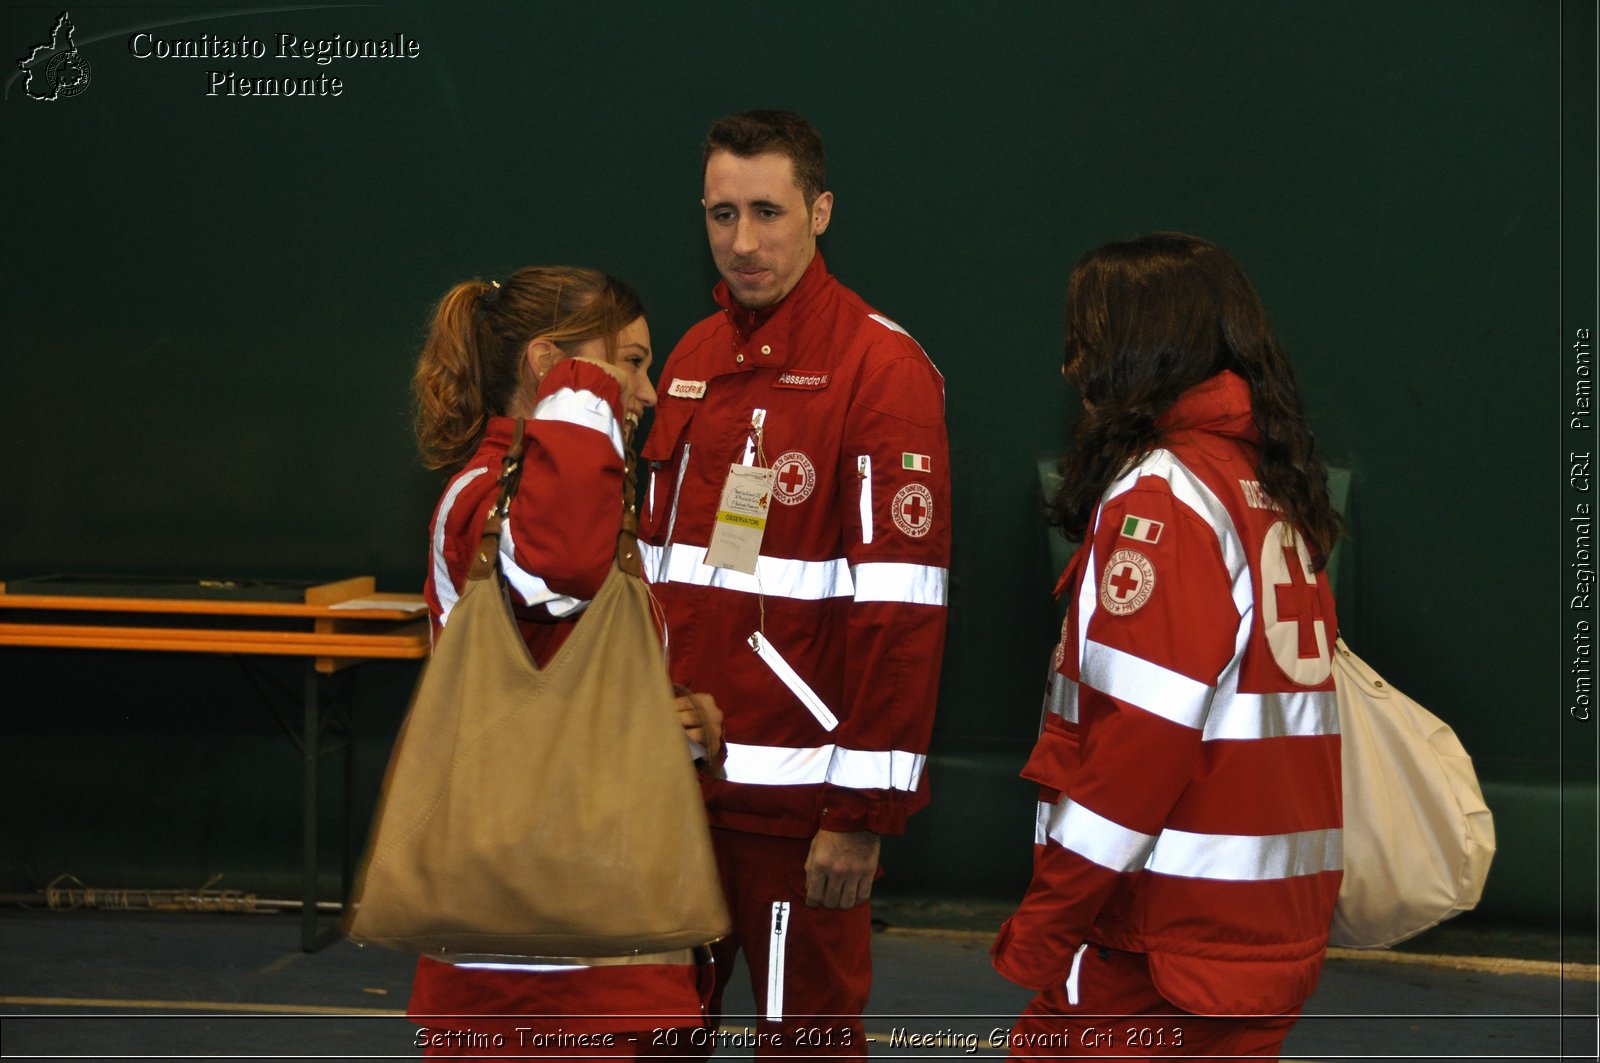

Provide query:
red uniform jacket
left=640, top=253, right=951, bottom=838
left=992, top=371, right=1342, bottom=1016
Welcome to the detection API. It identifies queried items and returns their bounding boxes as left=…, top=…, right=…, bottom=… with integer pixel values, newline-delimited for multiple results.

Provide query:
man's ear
left=810, top=191, right=834, bottom=236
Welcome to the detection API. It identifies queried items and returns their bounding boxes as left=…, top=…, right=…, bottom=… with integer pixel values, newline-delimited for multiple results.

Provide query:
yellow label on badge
left=705, top=464, right=777, bottom=574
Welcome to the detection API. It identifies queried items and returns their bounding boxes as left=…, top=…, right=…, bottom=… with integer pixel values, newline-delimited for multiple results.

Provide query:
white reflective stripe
left=1146, top=827, right=1343, bottom=881
left=532, top=387, right=624, bottom=459
left=723, top=742, right=834, bottom=785
left=639, top=542, right=664, bottom=585
left=827, top=747, right=927, bottom=791
left=456, top=962, right=586, bottom=972
left=1044, top=670, right=1079, bottom=724
left=868, top=312, right=911, bottom=337
left=857, top=454, right=873, bottom=545
left=1202, top=688, right=1340, bottom=740
left=666, top=443, right=691, bottom=544
left=721, top=742, right=924, bottom=791
left=1043, top=798, right=1157, bottom=873
left=766, top=901, right=789, bottom=1022
left=499, top=520, right=588, bottom=618
left=641, top=444, right=692, bottom=584
left=1106, top=449, right=1251, bottom=615
left=1080, top=641, right=1212, bottom=730
left=748, top=631, right=838, bottom=731
left=646, top=467, right=657, bottom=524
left=1063, top=942, right=1090, bottom=1007
left=852, top=562, right=948, bottom=606
left=652, top=544, right=854, bottom=600
left=1034, top=800, right=1052, bottom=846
left=431, top=466, right=490, bottom=628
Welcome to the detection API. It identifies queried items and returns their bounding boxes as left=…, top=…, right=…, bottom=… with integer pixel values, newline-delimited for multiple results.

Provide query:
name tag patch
left=668, top=378, right=708, bottom=400
left=774, top=371, right=830, bottom=390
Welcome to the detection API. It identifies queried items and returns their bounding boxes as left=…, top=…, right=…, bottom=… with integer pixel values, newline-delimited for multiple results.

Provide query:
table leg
left=302, top=661, right=320, bottom=951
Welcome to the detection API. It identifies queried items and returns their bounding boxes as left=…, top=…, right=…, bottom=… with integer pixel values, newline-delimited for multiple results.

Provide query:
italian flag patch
left=1120, top=515, right=1164, bottom=544
left=902, top=452, right=932, bottom=472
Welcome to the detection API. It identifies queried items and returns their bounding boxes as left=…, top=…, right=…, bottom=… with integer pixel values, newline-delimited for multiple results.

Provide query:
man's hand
left=804, top=829, right=880, bottom=909
left=674, top=689, right=722, bottom=760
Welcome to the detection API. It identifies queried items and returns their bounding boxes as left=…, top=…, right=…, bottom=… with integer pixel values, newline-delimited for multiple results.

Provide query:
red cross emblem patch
left=1260, top=521, right=1332, bottom=683
left=771, top=451, right=816, bottom=505
left=892, top=483, right=934, bottom=538
left=1100, top=548, right=1155, bottom=615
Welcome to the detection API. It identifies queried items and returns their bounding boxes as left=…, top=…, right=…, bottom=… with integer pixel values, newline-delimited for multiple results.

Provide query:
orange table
left=0, top=576, right=429, bottom=949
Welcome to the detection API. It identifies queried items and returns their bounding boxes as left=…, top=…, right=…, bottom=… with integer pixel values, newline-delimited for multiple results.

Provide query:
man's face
left=703, top=150, right=832, bottom=309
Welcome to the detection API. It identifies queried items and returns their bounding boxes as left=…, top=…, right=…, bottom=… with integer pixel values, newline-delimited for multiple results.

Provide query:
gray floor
left=0, top=908, right=1595, bottom=1061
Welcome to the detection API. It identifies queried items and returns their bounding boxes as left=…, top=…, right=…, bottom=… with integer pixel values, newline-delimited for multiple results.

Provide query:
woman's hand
left=570, top=356, right=639, bottom=426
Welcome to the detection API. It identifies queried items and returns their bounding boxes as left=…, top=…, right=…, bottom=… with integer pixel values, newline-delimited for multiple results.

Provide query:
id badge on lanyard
left=704, top=409, right=772, bottom=575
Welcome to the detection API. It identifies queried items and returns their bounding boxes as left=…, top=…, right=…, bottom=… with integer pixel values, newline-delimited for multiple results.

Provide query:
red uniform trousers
left=1008, top=946, right=1299, bottom=1062
left=642, top=828, right=872, bottom=1060
left=411, top=957, right=709, bottom=1059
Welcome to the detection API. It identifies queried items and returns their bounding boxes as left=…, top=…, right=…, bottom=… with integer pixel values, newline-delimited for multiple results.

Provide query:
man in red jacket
left=639, top=111, right=951, bottom=1056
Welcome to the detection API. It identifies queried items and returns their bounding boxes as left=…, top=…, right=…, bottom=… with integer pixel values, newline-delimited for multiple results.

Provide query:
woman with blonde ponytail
left=404, top=266, right=721, bottom=1056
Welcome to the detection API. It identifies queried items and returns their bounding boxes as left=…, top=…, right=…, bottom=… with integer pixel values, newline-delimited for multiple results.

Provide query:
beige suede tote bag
left=345, top=423, right=728, bottom=960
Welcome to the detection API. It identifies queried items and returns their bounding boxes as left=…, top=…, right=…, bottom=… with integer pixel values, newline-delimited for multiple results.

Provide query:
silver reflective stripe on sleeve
left=1044, top=670, right=1079, bottom=724
left=857, top=454, right=873, bottom=545
left=722, top=742, right=924, bottom=790
left=431, top=466, right=489, bottom=628
left=1202, top=688, right=1340, bottom=740
left=748, top=631, right=838, bottom=731
left=499, top=521, right=588, bottom=618
left=827, top=747, right=927, bottom=791
left=722, top=743, right=833, bottom=785
left=1104, top=449, right=1251, bottom=615
left=852, top=562, right=948, bottom=606
left=652, top=544, right=854, bottom=600
left=766, top=901, right=790, bottom=1022
left=532, top=386, right=624, bottom=459
left=1042, top=798, right=1158, bottom=873
left=1146, top=826, right=1343, bottom=881
left=1079, top=641, right=1212, bottom=730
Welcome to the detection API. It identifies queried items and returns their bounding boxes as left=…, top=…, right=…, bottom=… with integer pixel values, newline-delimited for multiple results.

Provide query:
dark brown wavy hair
left=411, top=266, right=644, bottom=469
left=1049, top=233, right=1343, bottom=567
left=703, top=109, right=827, bottom=208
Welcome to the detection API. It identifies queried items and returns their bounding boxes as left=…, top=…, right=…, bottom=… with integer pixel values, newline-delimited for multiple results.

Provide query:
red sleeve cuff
left=990, top=915, right=1074, bottom=991
left=819, top=786, right=909, bottom=836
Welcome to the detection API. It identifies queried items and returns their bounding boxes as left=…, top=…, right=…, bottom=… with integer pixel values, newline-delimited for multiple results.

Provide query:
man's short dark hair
left=703, top=110, right=828, bottom=207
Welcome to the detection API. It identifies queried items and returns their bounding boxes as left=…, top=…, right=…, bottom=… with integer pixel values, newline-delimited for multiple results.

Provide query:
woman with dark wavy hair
left=993, top=234, right=1344, bottom=1059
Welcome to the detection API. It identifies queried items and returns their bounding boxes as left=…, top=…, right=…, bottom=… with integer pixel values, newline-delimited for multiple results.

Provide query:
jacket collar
left=1157, top=370, right=1259, bottom=443
left=711, top=251, right=831, bottom=370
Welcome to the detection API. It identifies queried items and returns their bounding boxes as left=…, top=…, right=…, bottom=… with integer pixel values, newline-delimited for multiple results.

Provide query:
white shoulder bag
left=1329, top=638, right=1496, bottom=948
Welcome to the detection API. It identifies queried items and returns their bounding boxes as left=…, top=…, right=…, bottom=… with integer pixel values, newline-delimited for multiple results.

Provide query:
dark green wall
left=3, top=2, right=1592, bottom=928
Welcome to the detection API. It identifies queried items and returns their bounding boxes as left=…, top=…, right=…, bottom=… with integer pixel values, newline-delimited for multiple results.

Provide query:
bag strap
left=468, top=420, right=528, bottom=582
left=617, top=443, right=643, bottom=578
